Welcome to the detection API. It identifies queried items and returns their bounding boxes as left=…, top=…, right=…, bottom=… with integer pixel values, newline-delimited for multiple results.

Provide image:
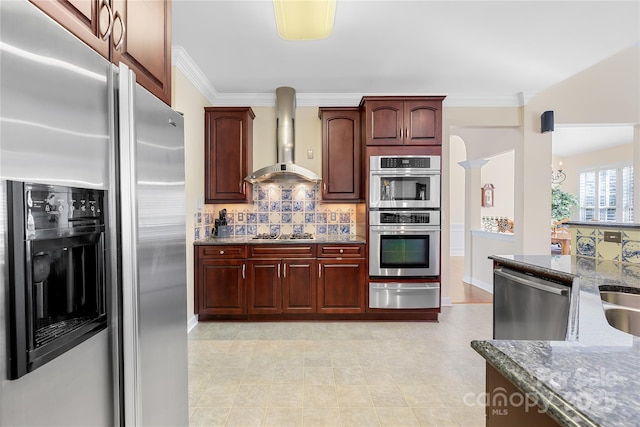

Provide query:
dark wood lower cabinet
left=318, top=259, right=365, bottom=313
left=486, top=363, right=560, bottom=427
left=283, top=259, right=316, bottom=313
left=247, top=260, right=281, bottom=314
left=197, top=259, right=245, bottom=315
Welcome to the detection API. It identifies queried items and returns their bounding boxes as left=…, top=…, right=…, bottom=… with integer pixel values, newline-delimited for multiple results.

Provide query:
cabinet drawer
left=249, top=244, right=316, bottom=258
left=318, top=244, right=364, bottom=258
left=198, top=245, right=247, bottom=259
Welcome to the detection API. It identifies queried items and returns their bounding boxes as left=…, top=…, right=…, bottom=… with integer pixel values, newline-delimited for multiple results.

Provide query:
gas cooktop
left=252, top=233, right=314, bottom=240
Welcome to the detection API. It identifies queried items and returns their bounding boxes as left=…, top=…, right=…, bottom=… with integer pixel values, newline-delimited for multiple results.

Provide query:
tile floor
left=188, top=304, right=492, bottom=426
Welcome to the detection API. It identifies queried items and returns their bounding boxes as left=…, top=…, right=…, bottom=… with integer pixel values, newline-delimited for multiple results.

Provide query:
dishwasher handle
left=494, top=268, right=569, bottom=296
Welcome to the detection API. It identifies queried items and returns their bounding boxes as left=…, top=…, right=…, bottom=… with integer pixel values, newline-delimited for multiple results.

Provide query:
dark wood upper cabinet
left=111, top=0, right=172, bottom=105
left=29, top=0, right=172, bottom=105
left=29, top=0, right=111, bottom=58
left=319, top=107, right=362, bottom=201
left=360, top=97, right=445, bottom=146
left=204, top=107, right=255, bottom=203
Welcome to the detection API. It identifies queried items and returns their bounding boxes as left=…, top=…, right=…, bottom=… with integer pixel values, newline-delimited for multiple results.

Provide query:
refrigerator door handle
left=118, top=63, right=143, bottom=427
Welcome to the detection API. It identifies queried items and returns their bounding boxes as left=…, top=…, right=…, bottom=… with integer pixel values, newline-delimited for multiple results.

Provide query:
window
left=579, top=165, right=633, bottom=222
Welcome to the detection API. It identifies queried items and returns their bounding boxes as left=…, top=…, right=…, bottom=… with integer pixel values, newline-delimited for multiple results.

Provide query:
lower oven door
left=369, top=282, right=440, bottom=309
left=369, top=225, right=440, bottom=277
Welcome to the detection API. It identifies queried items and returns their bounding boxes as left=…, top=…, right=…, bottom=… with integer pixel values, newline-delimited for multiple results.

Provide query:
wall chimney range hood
left=245, top=87, right=322, bottom=184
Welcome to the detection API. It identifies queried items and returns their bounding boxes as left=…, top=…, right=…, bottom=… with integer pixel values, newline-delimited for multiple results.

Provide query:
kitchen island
left=473, top=255, right=640, bottom=427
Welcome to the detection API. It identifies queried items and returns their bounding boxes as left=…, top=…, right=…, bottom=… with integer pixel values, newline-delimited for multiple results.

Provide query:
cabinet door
left=29, top=0, right=111, bottom=59
left=198, top=259, right=246, bottom=315
left=282, top=259, right=316, bottom=313
left=320, top=108, right=361, bottom=201
left=404, top=100, right=441, bottom=145
left=204, top=108, right=254, bottom=203
left=247, top=260, right=281, bottom=314
left=110, top=0, right=172, bottom=105
left=363, top=101, right=404, bottom=145
left=317, top=259, right=365, bottom=313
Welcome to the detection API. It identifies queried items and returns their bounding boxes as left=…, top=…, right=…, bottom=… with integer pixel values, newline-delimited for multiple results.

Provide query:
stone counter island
left=472, top=254, right=640, bottom=427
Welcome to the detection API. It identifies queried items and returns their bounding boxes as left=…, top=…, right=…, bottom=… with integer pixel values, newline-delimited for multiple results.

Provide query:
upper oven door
left=369, top=226, right=440, bottom=277
left=369, top=172, right=440, bottom=209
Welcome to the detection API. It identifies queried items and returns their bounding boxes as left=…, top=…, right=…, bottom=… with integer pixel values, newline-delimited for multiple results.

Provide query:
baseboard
left=441, top=296, right=453, bottom=306
left=470, top=278, right=494, bottom=294
left=187, top=314, right=198, bottom=333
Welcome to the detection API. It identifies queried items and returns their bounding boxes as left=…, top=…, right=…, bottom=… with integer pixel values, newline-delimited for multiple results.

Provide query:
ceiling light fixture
left=273, top=0, right=336, bottom=41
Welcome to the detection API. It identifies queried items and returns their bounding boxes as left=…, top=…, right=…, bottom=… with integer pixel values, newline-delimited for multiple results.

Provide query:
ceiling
left=172, top=0, right=639, bottom=107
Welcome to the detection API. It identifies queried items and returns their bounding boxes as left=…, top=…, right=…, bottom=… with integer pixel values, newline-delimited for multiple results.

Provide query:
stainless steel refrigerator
left=0, top=1, right=188, bottom=425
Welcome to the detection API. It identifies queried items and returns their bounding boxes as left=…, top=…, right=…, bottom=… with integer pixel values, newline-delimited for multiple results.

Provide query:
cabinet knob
left=219, top=250, right=225, bottom=255
left=339, top=249, right=344, bottom=254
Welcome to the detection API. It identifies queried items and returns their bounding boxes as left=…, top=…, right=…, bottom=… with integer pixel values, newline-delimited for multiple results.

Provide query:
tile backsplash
left=194, top=183, right=363, bottom=240
left=571, top=225, right=640, bottom=263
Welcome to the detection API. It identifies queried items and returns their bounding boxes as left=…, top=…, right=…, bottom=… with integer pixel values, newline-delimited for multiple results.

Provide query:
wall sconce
left=552, top=161, right=566, bottom=184
left=541, top=110, right=554, bottom=133
left=273, top=0, right=336, bottom=40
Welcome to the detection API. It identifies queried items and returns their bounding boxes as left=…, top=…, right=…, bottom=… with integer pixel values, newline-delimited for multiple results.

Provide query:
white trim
left=449, top=223, right=465, bottom=256
left=441, top=296, right=453, bottom=306
left=171, top=45, right=527, bottom=108
left=187, top=315, right=198, bottom=333
left=458, top=159, right=489, bottom=170
left=469, top=278, right=494, bottom=294
left=471, top=229, right=515, bottom=242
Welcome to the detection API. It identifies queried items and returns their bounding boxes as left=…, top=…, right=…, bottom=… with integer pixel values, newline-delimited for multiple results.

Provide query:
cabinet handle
left=283, top=263, right=287, bottom=278
left=113, top=10, right=125, bottom=51
left=219, top=250, right=224, bottom=255
left=405, top=127, right=408, bottom=140
left=318, top=264, right=321, bottom=278
left=278, top=264, right=281, bottom=278
left=399, top=128, right=403, bottom=139
left=99, top=0, right=114, bottom=41
left=242, top=264, right=245, bottom=279
left=324, top=183, right=327, bottom=193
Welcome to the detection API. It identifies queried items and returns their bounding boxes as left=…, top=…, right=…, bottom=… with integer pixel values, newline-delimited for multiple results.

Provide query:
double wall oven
left=368, top=155, right=441, bottom=309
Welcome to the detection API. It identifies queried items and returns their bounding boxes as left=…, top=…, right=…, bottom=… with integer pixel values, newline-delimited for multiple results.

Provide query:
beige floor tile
left=399, top=385, right=443, bottom=407
left=412, top=407, right=461, bottom=427
left=304, top=351, right=332, bottom=367
left=211, top=367, right=246, bottom=386
left=304, top=367, right=335, bottom=385
left=273, top=365, right=304, bottom=384
left=362, top=368, right=395, bottom=386
left=340, top=407, right=381, bottom=427
left=334, top=367, right=366, bottom=385
left=375, top=407, right=419, bottom=427
left=268, top=384, right=304, bottom=407
left=264, top=407, right=303, bottom=427
left=336, top=385, right=374, bottom=407
left=331, top=351, right=359, bottom=367
left=233, top=384, right=271, bottom=407
left=304, top=340, right=333, bottom=352
left=225, top=407, right=266, bottom=426
left=242, top=367, right=276, bottom=384
left=449, top=405, right=485, bottom=427
left=303, top=407, right=342, bottom=427
left=303, top=385, right=339, bottom=407
left=368, top=385, right=408, bottom=407
left=189, top=407, right=230, bottom=427
left=197, top=384, right=239, bottom=408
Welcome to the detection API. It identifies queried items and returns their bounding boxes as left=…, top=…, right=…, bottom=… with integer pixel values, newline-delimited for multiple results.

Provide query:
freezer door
left=118, top=64, right=188, bottom=426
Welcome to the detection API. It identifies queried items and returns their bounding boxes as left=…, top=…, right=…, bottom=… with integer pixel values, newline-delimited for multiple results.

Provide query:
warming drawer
left=369, top=282, right=440, bottom=309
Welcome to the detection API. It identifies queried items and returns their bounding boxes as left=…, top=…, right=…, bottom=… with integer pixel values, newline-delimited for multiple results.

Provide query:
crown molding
left=173, top=46, right=533, bottom=108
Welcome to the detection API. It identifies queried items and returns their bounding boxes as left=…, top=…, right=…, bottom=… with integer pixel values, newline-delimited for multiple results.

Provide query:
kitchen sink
left=600, top=291, right=640, bottom=309
left=600, top=290, right=640, bottom=337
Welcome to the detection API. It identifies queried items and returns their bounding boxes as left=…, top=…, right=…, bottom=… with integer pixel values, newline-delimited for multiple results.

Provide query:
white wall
left=481, top=150, right=515, bottom=219
left=469, top=231, right=516, bottom=292
left=171, top=67, right=210, bottom=324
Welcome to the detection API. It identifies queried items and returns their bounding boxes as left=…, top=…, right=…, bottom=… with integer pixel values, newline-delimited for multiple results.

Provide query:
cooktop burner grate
left=251, top=233, right=314, bottom=240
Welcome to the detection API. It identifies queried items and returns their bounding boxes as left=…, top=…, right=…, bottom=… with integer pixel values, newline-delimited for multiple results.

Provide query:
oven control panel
left=371, top=155, right=440, bottom=171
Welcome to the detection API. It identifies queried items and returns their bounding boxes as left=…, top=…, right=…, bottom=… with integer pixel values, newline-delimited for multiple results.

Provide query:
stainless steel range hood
left=245, top=87, right=322, bottom=184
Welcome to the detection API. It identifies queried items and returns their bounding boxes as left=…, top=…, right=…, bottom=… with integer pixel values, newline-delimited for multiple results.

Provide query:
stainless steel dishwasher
left=493, top=267, right=572, bottom=340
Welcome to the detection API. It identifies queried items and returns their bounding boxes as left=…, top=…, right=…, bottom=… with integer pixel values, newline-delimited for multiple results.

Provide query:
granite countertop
left=472, top=255, right=640, bottom=427
left=567, top=221, right=640, bottom=229
left=194, top=235, right=367, bottom=245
